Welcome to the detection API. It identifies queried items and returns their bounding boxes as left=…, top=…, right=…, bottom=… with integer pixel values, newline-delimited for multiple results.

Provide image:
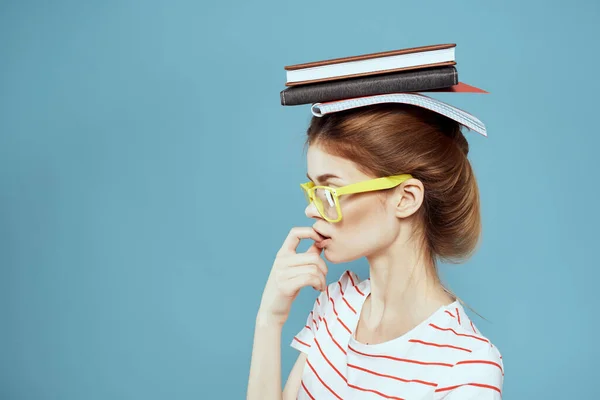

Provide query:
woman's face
left=305, top=144, right=402, bottom=263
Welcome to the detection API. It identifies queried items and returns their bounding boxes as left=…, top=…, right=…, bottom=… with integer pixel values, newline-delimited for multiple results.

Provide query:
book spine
left=281, top=66, right=458, bottom=106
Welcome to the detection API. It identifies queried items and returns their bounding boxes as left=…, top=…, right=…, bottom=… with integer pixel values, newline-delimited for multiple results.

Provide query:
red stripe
left=314, top=338, right=347, bottom=382
left=408, top=339, right=472, bottom=353
left=293, top=337, right=311, bottom=348
left=435, top=382, right=501, bottom=394
left=348, top=363, right=437, bottom=387
left=347, top=383, right=404, bottom=400
left=456, top=359, right=504, bottom=374
left=338, top=281, right=344, bottom=295
left=330, top=297, right=352, bottom=334
left=346, top=270, right=356, bottom=286
left=338, top=317, right=352, bottom=335
left=470, top=320, right=477, bottom=333
left=306, top=359, right=343, bottom=400
left=342, top=296, right=357, bottom=314
left=301, top=380, right=315, bottom=400
left=316, top=296, right=321, bottom=305
left=330, top=296, right=338, bottom=315
left=310, top=311, right=318, bottom=329
left=323, top=317, right=347, bottom=355
left=445, top=310, right=455, bottom=318
left=429, top=323, right=489, bottom=343
left=355, top=285, right=365, bottom=296
left=456, top=307, right=461, bottom=325
left=305, top=325, right=311, bottom=330
left=348, top=344, right=453, bottom=367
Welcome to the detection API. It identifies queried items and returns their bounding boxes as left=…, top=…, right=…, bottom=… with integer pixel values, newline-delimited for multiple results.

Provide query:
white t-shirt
left=290, top=270, right=504, bottom=399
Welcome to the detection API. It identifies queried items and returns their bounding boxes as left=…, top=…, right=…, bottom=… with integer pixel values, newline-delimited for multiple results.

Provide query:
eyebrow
left=306, top=173, right=342, bottom=183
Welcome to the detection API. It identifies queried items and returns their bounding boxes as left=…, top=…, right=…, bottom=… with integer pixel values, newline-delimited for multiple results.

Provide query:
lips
left=313, top=226, right=331, bottom=240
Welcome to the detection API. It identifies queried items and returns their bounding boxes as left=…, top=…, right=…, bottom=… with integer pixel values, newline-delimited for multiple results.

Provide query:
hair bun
left=451, top=127, right=470, bottom=156
left=430, top=111, right=470, bottom=157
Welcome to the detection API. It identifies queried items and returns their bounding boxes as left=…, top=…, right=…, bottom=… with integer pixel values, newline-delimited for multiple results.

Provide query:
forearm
left=247, top=313, right=284, bottom=400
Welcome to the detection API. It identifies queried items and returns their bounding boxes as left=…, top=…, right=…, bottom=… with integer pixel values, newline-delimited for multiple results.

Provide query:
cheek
left=344, top=195, right=386, bottom=227
left=328, top=195, right=396, bottom=258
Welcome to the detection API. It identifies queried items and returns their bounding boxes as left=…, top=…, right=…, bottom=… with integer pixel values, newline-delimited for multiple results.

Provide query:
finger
left=284, top=253, right=328, bottom=276
left=279, top=227, right=326, bottom=256
left=304, top=242, right=324, bottom=255
left=286, top=270, right=326, bottom=292
left=284, top=264, right=325, bottom=282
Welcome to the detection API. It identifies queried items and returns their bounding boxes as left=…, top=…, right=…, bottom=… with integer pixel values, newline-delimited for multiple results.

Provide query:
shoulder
left=431, top=305, right=504, bottom=397
left=434, top=343, right=504, bottom=398
left=454, top=341, right=504, bottom=375
left=314, top=269, right=364, bottom=310
left=325, top=269, right=362, bottom=300
left=306, top=270, right=359, bottom=317
left=431, top=303, right=502, bottom=357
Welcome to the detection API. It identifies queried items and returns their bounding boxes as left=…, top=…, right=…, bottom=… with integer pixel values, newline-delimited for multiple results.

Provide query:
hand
left=257, top=227, right=329, bottom=327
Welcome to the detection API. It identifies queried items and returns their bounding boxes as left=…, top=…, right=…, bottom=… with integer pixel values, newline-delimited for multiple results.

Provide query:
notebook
left=284, top=43, right=456, bottom=86
left=281, top=65, right=458, bottom=106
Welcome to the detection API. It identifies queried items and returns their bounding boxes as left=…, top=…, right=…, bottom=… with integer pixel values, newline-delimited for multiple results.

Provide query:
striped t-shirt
left=290, top=270, right=504, bottom=399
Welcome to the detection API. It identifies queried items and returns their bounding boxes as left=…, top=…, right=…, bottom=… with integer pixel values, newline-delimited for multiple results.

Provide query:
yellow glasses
left=300, top=174, right=413, bottom=223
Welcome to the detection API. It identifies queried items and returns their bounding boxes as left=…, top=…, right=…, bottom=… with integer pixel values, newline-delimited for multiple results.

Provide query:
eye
left=325, top=190, right=335, bottom=207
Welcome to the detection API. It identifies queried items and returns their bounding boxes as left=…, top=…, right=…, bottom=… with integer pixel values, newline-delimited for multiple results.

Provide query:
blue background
left=1, top=1, right=598, bottom=399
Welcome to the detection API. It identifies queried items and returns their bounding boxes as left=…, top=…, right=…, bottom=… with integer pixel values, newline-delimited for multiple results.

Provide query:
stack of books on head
left=280, top=43, right=487, bottom=106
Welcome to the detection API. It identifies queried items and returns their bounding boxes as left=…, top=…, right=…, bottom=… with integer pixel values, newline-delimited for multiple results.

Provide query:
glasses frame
left=300, top=174, right=413, bottom=223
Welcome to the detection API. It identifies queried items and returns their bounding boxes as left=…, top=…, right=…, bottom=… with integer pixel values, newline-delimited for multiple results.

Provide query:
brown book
left=284, top=44, right=456, bottom=86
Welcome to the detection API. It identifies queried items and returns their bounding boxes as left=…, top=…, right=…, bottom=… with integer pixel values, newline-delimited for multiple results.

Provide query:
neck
left=362, top=233, right=454, bottom=331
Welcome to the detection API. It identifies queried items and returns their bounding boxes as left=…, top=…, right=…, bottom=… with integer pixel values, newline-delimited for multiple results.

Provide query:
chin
left=322, top=246, right=362, bottom=264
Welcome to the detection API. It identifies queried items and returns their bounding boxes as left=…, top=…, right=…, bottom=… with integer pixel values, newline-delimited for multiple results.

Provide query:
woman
left=247, top=102, right=504, bottom=399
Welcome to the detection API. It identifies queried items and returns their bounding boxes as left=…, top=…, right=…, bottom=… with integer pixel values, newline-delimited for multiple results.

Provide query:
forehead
left=306, top=144, right=370, bottom=182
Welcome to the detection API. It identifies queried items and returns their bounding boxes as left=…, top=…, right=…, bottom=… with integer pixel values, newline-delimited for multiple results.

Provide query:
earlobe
left=394, top=179, right=424, bottom=219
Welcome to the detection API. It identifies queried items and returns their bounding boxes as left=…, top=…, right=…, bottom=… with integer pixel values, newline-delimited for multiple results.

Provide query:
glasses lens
left=313, top=187, right=339, bottom=221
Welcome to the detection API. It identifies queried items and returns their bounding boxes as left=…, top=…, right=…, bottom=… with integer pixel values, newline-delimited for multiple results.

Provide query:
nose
left=305, top=201, right=323, bottom=220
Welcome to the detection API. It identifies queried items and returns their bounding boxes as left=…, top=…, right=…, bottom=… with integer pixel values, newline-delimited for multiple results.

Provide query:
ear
left=393, top=178, right=425, bottom=219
